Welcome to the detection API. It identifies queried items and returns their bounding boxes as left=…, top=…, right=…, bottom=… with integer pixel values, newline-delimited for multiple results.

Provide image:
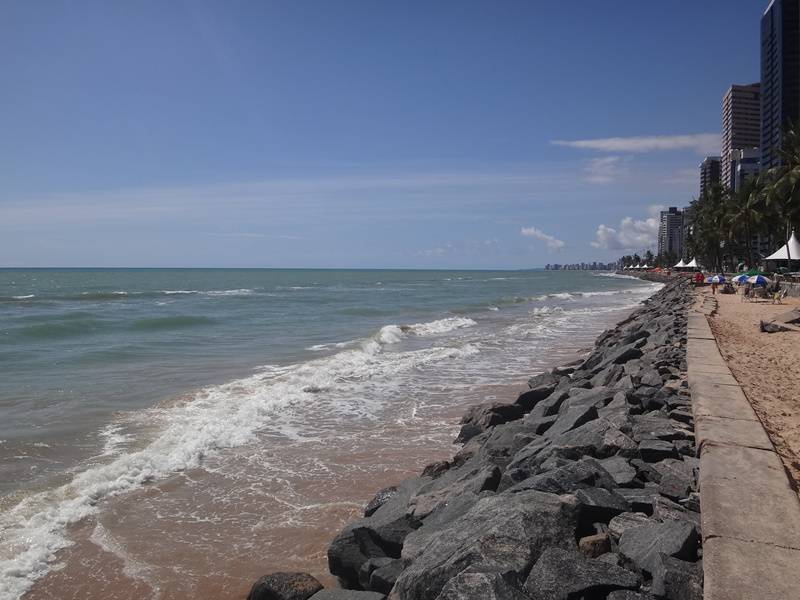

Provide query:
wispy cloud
left=552, top=133, right=720, bottom=155
left=584, top=155, right=631, bottom=184
left=520, top=226, right=565, bottom=251
left=590, top=206, right=663, bottom=251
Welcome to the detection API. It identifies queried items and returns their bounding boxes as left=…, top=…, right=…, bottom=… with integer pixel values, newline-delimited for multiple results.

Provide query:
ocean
left=0, top=268, right=660, bottom=600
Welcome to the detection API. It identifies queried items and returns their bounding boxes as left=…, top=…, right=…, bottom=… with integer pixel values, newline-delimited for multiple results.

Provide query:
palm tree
left=765, top=122, right=800, bottom=269
left=723, top=175, right=765, bottom=269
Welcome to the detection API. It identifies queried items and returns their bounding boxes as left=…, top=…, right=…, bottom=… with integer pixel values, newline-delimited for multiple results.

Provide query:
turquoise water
left=0, top=268, right=659, bottom=598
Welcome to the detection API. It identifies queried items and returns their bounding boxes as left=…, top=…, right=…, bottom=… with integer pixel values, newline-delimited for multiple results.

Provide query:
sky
left=0, top=1, right=766, bottom=268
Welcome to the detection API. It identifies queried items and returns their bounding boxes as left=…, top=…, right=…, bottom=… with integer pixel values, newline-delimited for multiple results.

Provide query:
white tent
left=674, top=259, right=686, bottom=268
left=685, top=258, right=698, bottom=268
left=642, top=264, right=650, bottom=269
left=765, top=231, right=800, bottom=261
left=633, top=264, right=641, bottom=269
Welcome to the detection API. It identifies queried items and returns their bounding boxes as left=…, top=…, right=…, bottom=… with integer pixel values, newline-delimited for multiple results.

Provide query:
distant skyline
left=0, top=1, right=765, bottom=268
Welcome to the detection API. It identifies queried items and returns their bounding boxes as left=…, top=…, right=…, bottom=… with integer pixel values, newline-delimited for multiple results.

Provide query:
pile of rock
left=249, top=278, right=702, bottom=600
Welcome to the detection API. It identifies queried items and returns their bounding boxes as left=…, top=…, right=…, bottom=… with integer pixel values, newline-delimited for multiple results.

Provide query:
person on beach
left=711, top=280, right=717, bottom=295
left=694, top=271, right=704, bottom=288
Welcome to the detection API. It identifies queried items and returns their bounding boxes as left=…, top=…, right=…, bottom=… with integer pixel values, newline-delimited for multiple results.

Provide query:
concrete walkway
left=688, top=293, right=800, bottom=599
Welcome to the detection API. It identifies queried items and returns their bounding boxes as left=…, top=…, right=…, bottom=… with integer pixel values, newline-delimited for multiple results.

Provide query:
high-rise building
left=699, top=156, right=721, bottom=198
left=658, top=207, right=684, bottom=258
left=761, top=0, right=800, bottom=171
left=730, top=147, right=761, bottom=192
left=721, top=83, right=761, bottom=188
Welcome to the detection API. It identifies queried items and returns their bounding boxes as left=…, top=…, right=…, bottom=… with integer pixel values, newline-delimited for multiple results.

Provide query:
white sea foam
left=0, top=331, right=480, bottom=599
left=161, top=290, right=199, bottom=295
left=11, top=295, right=35, bottom=300
left=202, top=289, right=254, bottom=296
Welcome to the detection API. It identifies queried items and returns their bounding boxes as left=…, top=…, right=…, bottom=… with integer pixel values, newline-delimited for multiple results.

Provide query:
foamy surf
left=0, top=333, right=479, bottom=599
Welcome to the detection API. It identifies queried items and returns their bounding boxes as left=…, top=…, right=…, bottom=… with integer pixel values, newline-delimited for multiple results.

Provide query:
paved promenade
left=688, top=293, right=800, bottom=599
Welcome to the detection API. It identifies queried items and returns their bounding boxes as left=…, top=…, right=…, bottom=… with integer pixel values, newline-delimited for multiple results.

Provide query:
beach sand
left=707, top=289, right=800, bottom=486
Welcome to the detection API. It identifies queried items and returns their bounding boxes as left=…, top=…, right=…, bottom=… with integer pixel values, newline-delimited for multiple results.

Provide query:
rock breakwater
left=249, top=278, right=702, bottom=600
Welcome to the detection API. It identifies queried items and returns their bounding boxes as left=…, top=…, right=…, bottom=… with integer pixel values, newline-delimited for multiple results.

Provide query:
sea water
left=0, top=268, right=659, bottom=599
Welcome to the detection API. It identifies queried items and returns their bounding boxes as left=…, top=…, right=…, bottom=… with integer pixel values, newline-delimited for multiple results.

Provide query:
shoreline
left=248, top=277, right=703, bottom=599
left=12, top=276, right=658, bottom=600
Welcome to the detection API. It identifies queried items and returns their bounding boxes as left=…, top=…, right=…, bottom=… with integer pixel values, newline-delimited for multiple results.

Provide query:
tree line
left=619, top=125, right=800, bottom=272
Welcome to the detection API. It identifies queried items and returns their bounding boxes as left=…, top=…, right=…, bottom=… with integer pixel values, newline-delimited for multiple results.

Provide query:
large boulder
left=618, top=520, right=698, bottom=574
left=650, top=554, right=703, bottom=600
left=522, top=547, right=640, bottom=600
left=507, top=457, right=616, bottom=495
left=247, top=572, right=324, bottom=600
left=328, top=478, right=426, bottom=588
left=544, top=405, right=599, bottom=440
left=455, top=403, right=524, bottom=443
left=435, top=569, right=529, bottom=600
left=308, top=591, right=385, bottom=600
left=391, top=491, right=579, bottom=600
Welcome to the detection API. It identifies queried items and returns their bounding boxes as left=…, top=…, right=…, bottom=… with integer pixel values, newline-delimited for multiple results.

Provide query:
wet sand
left=707, top=289, right=800, bottom=486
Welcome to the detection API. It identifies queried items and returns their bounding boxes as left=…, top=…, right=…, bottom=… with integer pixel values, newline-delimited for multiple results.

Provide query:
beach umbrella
left=747, top=275, right=771, bottom=286
left=706, top=275, right=726, bottom=284
left=732, top=274, right=749, bottom=284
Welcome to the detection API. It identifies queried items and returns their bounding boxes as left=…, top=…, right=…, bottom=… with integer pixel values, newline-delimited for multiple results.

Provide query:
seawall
left=246, top=278, right=705, bottom=600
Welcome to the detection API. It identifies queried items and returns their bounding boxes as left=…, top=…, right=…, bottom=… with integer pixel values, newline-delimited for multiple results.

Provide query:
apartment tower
left=699, top=156, right=721, bottom=199
left=721, top=83, right=761, bottom=188
left=761, top=0, right=800, bottom=170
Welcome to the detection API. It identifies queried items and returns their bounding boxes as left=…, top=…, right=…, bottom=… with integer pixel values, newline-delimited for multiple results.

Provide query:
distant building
left=721, top=83, right=761, bottom=189
left=658, top=207, right=684, bottom=258
left=761, top=0, right=800, bottom=171
left=699, top=156, right=721, bottom=198
left=730, top=147, right=761, bottom=192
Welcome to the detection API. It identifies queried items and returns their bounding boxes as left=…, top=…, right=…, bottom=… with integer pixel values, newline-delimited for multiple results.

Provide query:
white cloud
left=551, top=133, right=720, bottom=155
left=590, top=206, right=663, bottom=250
left=584, top=155, right=629, bottom=184
left=520, top=226, right=565, bottom=251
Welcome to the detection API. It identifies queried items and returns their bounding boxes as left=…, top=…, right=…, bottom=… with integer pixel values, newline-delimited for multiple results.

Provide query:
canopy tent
left=642, top=264, right=650, bottom=269
left=685, top=258, right=698, bottom=268
left=765, top=231, right=800, bottom=261
left=674, top=259, right=686, bottom=268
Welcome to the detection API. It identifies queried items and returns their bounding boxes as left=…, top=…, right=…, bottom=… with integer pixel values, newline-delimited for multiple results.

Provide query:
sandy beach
left=707, top=289, right=800, bottom=486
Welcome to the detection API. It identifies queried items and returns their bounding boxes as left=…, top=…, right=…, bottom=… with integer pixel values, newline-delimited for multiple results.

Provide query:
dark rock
left=578, top=532, right=611, bottom=558
left=508, top=457, right=616, bottom=495
left=525, top=414, right=558, bottom=435
left=608, top=512, right=651, bottom=540
left=639, top=369, right=663, bottom=387
left=606, top=591, right=656, bottom=600
left=614, top=374, right=635, bottom=390
left=369, top=559, right=405, bottom=595
left=545, top=405, right=599, bottom=440
left=525, top=390, right=570, bottom=421
left=591, top=363, right=625, bottom=388
left=391, top=491, right=579, bottom=600
left=328, top=478, right=426, bottom=588
left=518, top=373, right=560, bottom=410
left=308, top=591, right=385, bottom=600
left=669, top=409, right=693, bottom=426
left=364, top=487, right=398, bottom=517
left=247, top=572, right=324, bottom=600
left=560, top=386, right=616, bottom=412
left=575, top=487, right=630, bottom=523
left=456, top=403, right=524, bottom=443
left=651, top=554, right=703, bottom=600
left=618, top=520, right=699, bottom=574
left=652, top=496, right=701, bottom=529
left=639, top=439, right=678, bottom=463
left=421, top=461, right=451, bottom=479
left=408, top=464, right=501, bottom=519
left=358, top=557, right=393, bottom=590
left=615, top=488, right=659, bottom=514
left=528, top=371, right=560, bottom=391
left=522, top=547, right=639, bottom=600
left=435, top=570, right=529, bottom=600
left=552, top=419, right=638, bottom=459
left=599, top=456, right=638, bottom=487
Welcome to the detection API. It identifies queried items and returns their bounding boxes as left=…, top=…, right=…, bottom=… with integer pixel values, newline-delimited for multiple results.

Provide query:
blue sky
left=0, top=1, right=765, bottom=268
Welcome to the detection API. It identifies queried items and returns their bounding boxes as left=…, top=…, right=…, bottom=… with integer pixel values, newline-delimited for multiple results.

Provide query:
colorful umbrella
left=732, top=274, right=749, bottom=284
left=747, top=275, right=771, bottom=286
left=706, top=275, right=726, bottom=284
